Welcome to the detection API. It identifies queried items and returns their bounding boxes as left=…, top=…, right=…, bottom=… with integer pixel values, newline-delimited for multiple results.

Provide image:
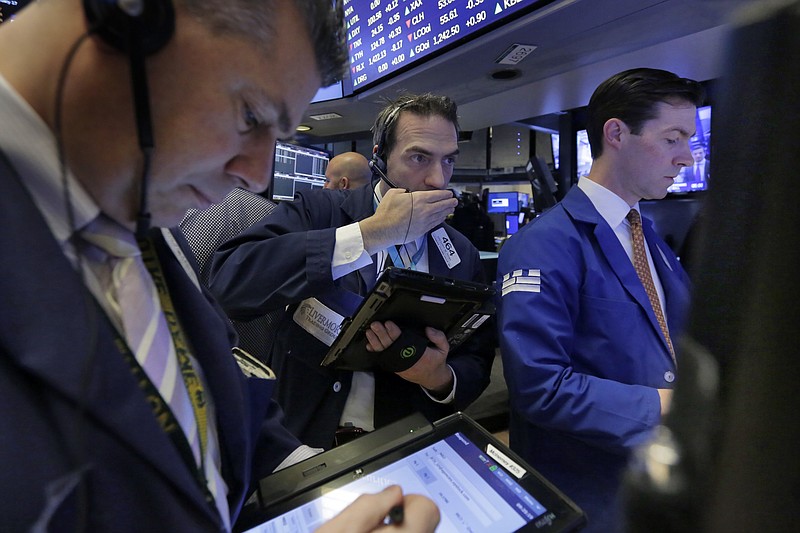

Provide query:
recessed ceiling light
left=295, top=125, right=312, bottom=132
left=309, top=112, right=343, bottom=121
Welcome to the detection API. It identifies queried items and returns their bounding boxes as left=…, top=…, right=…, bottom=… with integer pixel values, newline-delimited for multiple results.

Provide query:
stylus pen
left=384, top=504, right=404, bottom=526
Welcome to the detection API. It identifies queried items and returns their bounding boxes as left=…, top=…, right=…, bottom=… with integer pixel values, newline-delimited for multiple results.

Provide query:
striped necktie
left=626, top=209, right=676, bottom=363
left=397, top=240, right=419, bottom=268
left=387, top=239, right=423, bottom=271
left=80, top=216, right=231, bottom=529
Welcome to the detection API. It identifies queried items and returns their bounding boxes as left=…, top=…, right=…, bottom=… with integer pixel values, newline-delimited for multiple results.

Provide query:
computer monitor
left=576, top=129, right=593, bottom=180
left=270, top=141, right=330, bottom=202
left=310, top=82, right=343, bottom=104
left=486, top=191, right=520, bottom=214
left=667, top=105, right=711, bottom=194
left=505, top=213, right=524, bottom=236
left=345, top=0, right=547, bottom=92
left=551, top=133, right=560, bottom=170
left=0, top=0, right=31, bottom=23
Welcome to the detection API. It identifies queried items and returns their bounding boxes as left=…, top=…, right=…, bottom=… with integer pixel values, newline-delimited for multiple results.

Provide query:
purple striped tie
left=80, top=216, right=231, bottom=528
left=81, top=217, right=201, bottom=460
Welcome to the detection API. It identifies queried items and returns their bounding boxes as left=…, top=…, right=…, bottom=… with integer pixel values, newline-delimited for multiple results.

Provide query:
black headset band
left=83, top=0, right=175, bottom=55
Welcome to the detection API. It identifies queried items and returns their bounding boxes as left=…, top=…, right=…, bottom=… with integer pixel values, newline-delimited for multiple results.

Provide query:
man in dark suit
left=209, top=93, right=495, bottom=450
left=0, top=0, right=437, bottom=531
left=677, top=142, right=709, bottom=185
left=497, top=68, right=704, bottom=532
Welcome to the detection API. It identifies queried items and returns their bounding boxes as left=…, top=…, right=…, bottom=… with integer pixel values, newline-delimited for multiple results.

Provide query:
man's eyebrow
left=667, top=126, right=694, bottom=137
left=405, top=146, right=461, bottom=157
left=248, top=89, right=293, bottom=136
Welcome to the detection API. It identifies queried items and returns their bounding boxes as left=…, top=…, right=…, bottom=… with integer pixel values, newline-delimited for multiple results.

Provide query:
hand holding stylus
left=314, top=485, right=439, bottom=532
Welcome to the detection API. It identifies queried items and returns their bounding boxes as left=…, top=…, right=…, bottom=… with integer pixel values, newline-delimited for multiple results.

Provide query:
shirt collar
left=577, top=176, right=639, bottom=229
left=0, top=73, right=100, bottom=249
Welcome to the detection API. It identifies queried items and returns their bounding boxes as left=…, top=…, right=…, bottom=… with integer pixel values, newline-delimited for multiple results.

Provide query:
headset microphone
left=129, top=18, right=154, bottom=239
left=369, top=157, right=403, bottom=190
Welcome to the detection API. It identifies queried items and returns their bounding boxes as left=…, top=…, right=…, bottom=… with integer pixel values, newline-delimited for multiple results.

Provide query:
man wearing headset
left=209, top=93, right=495, bottom=450
left=0, top=0, right=438, bottom=531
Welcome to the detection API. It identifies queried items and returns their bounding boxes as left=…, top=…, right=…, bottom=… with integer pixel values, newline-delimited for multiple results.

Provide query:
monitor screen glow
left=270, top=142, right=330, bottom=202
left=345, top=0, right=550, bottom=92
left=310, top=82, right=344, bottom=103
left=667, top=105, right=711, bottom=194
left=487, top=191, right=519, bottom=214
left=551, top=133, right=560, bottom=170
left=576, top=129, right=592, bottom=180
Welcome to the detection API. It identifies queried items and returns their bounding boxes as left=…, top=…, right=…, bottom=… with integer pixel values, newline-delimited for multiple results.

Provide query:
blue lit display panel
left=344, top=0, right=547, bottom=92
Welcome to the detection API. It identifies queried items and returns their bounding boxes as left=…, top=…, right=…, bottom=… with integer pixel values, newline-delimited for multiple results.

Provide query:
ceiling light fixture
left=309, top=112, right=343, bottom=121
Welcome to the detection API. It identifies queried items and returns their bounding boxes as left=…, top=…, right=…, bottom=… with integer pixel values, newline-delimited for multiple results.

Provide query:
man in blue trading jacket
left=209, top=93, right=495, bottom=450
left=0, top=0, right=439, bottom=531
left=496, top=68, right=704, bottom=532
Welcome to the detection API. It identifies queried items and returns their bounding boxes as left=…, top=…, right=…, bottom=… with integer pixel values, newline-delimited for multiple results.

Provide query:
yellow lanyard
left=138, top=237, right=210, bottom=487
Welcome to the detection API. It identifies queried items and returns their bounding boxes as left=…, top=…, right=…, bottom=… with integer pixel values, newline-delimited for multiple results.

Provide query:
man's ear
left=604, top=118, right=626, bottom=151
left=340, top=176, right=350, bottom=190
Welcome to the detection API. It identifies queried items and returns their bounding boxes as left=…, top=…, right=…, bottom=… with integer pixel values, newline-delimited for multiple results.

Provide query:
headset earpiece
left=372, top=99, right=415, bottom=176
left=370, top=153, right=387, bottom=176
left=83, top=0, right=174, bottom=55
left=371, top=100, right=415, bottom=190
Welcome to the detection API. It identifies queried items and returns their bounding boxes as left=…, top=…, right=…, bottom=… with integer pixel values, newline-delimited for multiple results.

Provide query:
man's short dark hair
left=371, top=93, right=460, bottom=161
left=587, top=68, right=706, bottom=159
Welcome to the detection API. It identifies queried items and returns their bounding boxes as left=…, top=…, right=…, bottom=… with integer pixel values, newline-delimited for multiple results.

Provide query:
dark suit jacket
left=209, top=184, right=495, bottom=449
left=679, top=159, right=709, bottom=183
left=0, top=153, right=300, bottom=531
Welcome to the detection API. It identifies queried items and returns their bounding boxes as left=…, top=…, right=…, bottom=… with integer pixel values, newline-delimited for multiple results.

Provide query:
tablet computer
left=235, top=413, right=586, bottom=533
left=320, top=268, right=496, bottom=372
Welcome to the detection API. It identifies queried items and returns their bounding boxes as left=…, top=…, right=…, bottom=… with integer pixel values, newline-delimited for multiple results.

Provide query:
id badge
left=431, top=227, right=461, bottom=269
left=293, top=297, right=345, bottom=346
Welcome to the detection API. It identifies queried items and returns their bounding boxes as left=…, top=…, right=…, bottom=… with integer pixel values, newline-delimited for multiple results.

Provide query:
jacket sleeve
left=208, top=194, right=341, bottom=320
left=497, top=220, right=662, bottom=455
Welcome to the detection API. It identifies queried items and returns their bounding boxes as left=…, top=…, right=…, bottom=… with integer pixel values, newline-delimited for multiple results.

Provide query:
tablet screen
left=243, top=431, right=548, bottom=533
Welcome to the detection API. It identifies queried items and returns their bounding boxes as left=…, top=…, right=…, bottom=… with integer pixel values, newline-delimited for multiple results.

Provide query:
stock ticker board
left=345, top=0, right=544, bottom=91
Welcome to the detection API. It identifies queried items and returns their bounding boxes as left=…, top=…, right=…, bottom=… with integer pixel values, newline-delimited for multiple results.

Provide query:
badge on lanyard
left=431, top=227, right=461, bottom=269
left=293, top=297, right=345, bottom=346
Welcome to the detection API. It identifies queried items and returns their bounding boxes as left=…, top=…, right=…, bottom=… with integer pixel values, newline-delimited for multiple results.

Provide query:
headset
left=82, top=0, right=175, bottom=238
left=369, top=100, right=412, bottom=190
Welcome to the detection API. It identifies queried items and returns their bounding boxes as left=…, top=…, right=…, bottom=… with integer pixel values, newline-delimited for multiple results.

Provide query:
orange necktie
left=627, top=209, right=675, bottom=362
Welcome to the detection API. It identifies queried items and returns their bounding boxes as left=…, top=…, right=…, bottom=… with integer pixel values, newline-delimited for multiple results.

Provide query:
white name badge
left=293, top=298, right=345, bottom=347
left=431, top=227, right=461, bottom=269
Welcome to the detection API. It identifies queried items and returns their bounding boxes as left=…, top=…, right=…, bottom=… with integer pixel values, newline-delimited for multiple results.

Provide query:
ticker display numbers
left=345, top=0, right=541, bottom=90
